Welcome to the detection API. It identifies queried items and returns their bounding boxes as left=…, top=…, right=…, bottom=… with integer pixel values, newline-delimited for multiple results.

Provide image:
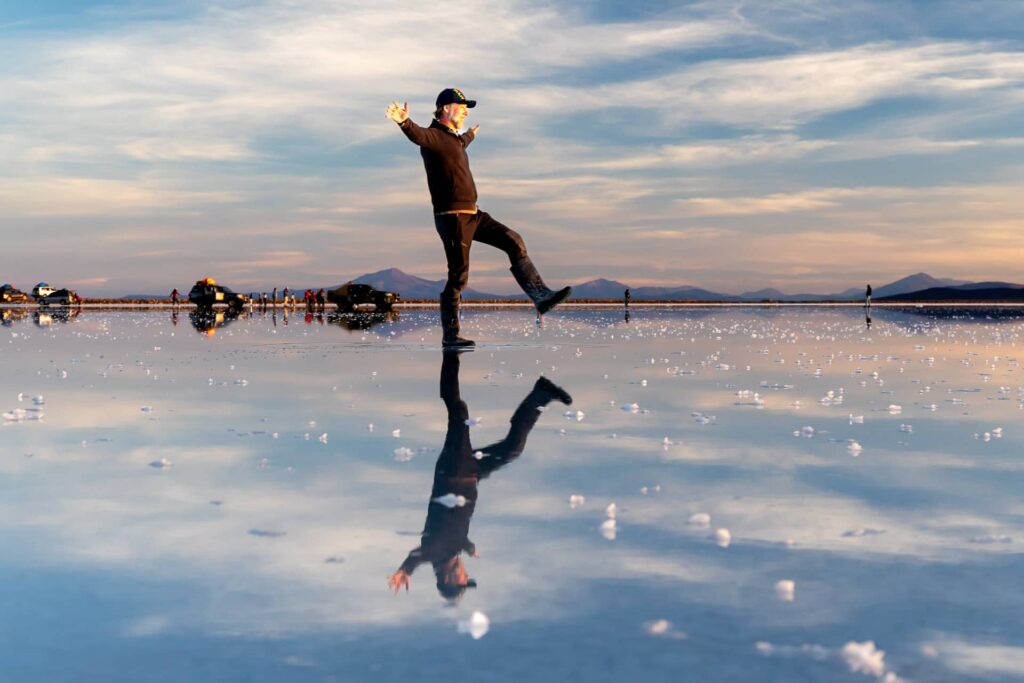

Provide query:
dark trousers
left=435, top=211, right=527, bottom=303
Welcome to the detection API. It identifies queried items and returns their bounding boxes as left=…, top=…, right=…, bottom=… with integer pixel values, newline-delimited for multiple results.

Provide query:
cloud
left=679, top=188, right=866, bottom=216
left=497, top=41, right=1024, bottom=130
left=1, top=1, right=1023, bottom=294
left=0, top=177, right=239, bottom=216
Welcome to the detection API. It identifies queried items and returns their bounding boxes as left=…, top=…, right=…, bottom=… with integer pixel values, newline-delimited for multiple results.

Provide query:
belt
left=435, top=208, right=479, bottom=216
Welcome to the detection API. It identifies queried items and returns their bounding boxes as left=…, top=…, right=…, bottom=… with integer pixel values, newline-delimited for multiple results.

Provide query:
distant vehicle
left=188, top=277, right=248, bottom=309
left=34, top=308, right=79, bottom=326
left=32, top=283, right=56, bottom=299
left=189, top=307, right=242, bottom=335
left=38, top=289, right=82, bottom=306
left=327, top=310, right=399, bottom=331
left=1, top=309, right=29, bottom=326
left=1, top=284, right=30, bottom=303
left=327, top=282, right=399, bottom=312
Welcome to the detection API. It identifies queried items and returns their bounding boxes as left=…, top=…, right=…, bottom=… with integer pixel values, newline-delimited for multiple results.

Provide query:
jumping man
left=386, top=88, right=572, bottom=348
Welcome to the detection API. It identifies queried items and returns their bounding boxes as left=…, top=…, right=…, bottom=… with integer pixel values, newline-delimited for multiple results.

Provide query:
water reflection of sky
left=2, top=307, right=1023, bottom=681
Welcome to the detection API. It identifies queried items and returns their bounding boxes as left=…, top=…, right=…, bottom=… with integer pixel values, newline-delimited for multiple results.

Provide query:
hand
left=469, top=124, right=480, bottom=136
left=388, top=569, right=411, bottom=593
left=386, top=101, right=409, bottom=124
left=470, top=548, right=480, bottom=559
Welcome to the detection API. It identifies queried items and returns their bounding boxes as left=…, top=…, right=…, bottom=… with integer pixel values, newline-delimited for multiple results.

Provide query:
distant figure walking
left=170, top=288, right=179, bottom=308
left=282, top=287, right=290, bottom=308
left=624, top=288, right=631, bottom=308
left=272, top=287, right=278, bottom=308
left=316, top=288, right=326, bottom=313
left=387, top=88, right=571, bottom=349
left=304, top=289, right=313, bottom=313
left=865, top=284, right=872, bottom=309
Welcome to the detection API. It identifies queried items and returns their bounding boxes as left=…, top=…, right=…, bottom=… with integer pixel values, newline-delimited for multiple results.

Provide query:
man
left=386, top=88, right=572, bottom=348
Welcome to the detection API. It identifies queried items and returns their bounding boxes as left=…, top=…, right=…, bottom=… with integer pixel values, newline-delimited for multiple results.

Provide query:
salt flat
left=2, top=306, right=1023, bottom=682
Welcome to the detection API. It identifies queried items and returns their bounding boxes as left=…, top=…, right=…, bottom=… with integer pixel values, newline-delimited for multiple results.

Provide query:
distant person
left=170, top=288, right=179, bottom=307
left=387, top=89, right=571, bottom=349
left=624, top=288, right=631, bottom=308
left=272, top=287, right=278, bottom=307
left=304, top=289, right=313, bottom=313
left=316, top=288, right=326, bottom=313
left=389, top=351, right=572, bottom=600
left=865, top=284, right=872, bottom=308
left=282, top=287, right=290, bottom=308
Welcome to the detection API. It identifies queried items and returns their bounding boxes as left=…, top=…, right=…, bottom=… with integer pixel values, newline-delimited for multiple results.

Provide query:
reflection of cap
left=437, top=578, right=477, bottom=601
left=436, top=88, right=476, bottom=108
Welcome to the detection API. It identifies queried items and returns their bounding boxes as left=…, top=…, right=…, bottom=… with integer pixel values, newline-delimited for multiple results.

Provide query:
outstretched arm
left=387, top=100, right=440, bottom=148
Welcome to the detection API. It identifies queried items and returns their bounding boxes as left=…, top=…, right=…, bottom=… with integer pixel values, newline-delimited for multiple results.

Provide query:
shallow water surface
left=2, top=306, right=1023, bottom=682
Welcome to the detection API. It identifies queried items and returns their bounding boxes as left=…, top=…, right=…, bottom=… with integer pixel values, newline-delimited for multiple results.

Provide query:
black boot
left=531, top=376, right=573, bottom=405
left=510, top=256, right=572, bottom=315
left=440, top=295, right=475, bottom=350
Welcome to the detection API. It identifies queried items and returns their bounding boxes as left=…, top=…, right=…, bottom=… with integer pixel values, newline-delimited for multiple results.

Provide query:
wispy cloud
left=0, top=0, right=1022, bottom=293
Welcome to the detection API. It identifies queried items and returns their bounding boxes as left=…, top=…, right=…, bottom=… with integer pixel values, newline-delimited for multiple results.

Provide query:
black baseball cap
left=436, top=88, right=476, bottom=108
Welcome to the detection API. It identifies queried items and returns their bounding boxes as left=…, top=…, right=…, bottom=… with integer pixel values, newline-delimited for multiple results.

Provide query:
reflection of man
left=386, top=89, right=572, bottom=349
left=389, top=352, right=572, bottom=600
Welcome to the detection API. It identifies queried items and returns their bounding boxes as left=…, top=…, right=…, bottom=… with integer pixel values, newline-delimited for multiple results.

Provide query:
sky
left=1, top=0, right=1022, bottom=296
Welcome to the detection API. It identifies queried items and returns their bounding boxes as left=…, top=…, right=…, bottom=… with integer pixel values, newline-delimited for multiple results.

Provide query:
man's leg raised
left=474, top=212, right=572, bottom=315
left=435, top=215, right=475, bottom=349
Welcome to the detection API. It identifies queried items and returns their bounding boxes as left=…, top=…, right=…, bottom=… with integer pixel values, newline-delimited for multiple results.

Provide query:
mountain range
left=119, top=270, right=1022, bottom=302
left=340, top=269, right=1019, bottom=302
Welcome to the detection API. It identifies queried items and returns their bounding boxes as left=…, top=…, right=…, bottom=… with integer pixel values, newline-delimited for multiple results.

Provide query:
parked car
left=1, top=284, right=30, bottom=303
left=327, top=282, right=399, bottom=312
left=38, top=289, right=82, bottom=306
left=32, top=282, right=56, bottom=300
left=188, top=277, right=248, bottom=309
left=189, top=307, right=242, bottom=335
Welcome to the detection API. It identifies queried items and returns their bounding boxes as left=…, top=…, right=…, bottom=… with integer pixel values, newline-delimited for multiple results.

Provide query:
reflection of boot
left=530, top=376, right=573, bottom=406
left=510, top=257, right=571, bottom=315
left=440, top=295, right=475, bottom=349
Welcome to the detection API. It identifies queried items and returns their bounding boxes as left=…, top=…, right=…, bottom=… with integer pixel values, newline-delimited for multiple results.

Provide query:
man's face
left=444, top=557, right=470, bottom=586
left=443, top=103, right=468, bottom=129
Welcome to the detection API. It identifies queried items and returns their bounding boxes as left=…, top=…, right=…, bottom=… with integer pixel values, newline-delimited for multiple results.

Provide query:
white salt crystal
left=433, top=493, right=467, bottom=508
left=841, top=641, right=886, bottom=676
left=775, top=579, right=795, bottom=602
left=688, top=513, right=711, bottom=529
left=569, top=494, right=586, bottom=508
left=714, top=528, right=732, bottom=548
left=457, top=611, right=490, bottom=640
left=647, top=619, right=671, bottom=635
